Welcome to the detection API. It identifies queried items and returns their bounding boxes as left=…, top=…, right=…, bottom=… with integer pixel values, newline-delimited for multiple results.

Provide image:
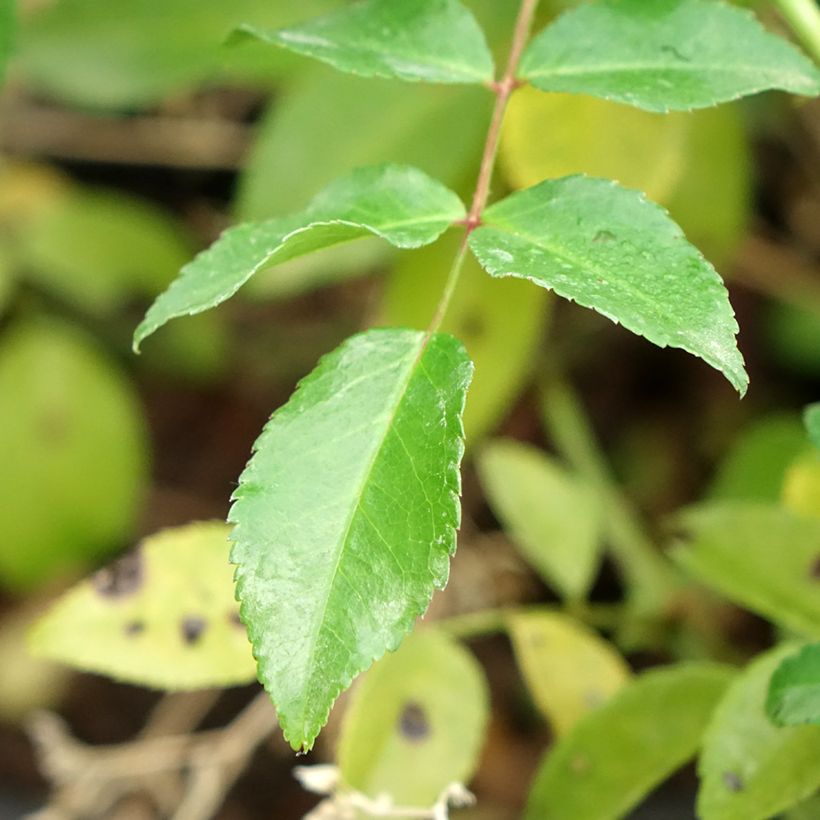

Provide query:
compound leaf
left=524, top=663, right=734, bottom=820
left=338, top=629, right=488, bottom=806
left=236, top=0, right=494, bottom=85
left=767, top=643, right=820, bottom=727
left=30, top=522, right=257, bottom=689
left=134, top=165, right=464, bottom=350
left=698, top=645, right=820, bottom=820
left=468, top=175, right=747, bottom=395
left=520, top=0, right=820, bottom=112
left=230, top=329, right=472, bottom=752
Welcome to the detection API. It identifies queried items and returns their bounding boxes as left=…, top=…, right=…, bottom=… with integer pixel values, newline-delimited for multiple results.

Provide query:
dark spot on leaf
left=228, top=611, right=245, bottom=629
left=181, top=616, right=207, bottom=645
left=593, top=229, right=616, bottom=244
left=722, top=771, right=744, bottom=792
left=398, top=702, right=430, bottom=741
left=808, top=555, right=820, bottom=581
left=124, top=620, right=145, bottom=637
left=459, top=312, right=486, bottom=339
left=93, top=549, right=144, bottom=598
left=661, top=44, right=691, bottom=62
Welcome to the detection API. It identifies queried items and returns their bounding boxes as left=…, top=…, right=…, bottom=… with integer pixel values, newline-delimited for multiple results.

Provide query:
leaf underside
left=520, top=0, right=820, bottom=112
left=469, top=174, right=747, bottom=394
left=768, top=643, right=820, bottom=727
left=236, top=0, right=494, bottom=85
left=229, top=328, right=473, bottom=751
left=133, top=164, right=465, bottom=350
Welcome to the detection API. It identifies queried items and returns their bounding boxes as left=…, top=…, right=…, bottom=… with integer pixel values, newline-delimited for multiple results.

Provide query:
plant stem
left=428, top=0, right=539, bottom=334
left=775, top=0, right=820, bottom=64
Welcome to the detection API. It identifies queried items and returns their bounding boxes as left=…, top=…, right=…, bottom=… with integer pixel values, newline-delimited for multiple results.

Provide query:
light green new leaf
left=468, top=175, right=747, bottom=395
left=507, top=611, right=630, bottom=737
left=338, top=629, right=488, bottom=806
left=673, top=503, right=820, bottom=638
left=698, top=645, right=820, bottom=820
left=767, top=643, right=820, bottom=727
left=524, top=663, right=734, bottom=820
left=520, top=0, right=820, bottom=112
left=477, top=440, right=602, bottom=599
left=133, top=165, right=465, bottom=350
left=30, top=522, right=257, bottom=689
left=236, top=0, right=494, bottom=85
left=230, top=329, right=473, bottom=752
left=806, top=404, right=820, bottom=450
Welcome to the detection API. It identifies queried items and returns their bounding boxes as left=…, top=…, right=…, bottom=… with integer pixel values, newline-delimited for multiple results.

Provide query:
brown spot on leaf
left=722, top=771, right=744, bottom=792
left=93, top=549, right=144, bottom=598
left=228, top=611, right=245, bottom=629
left=593, top=229, right=616, bottom=244
left=808, top=555, right=820, bottom=581
left=181, top=616, right=207, bottom=646
left=398, top=702, right=430, bottom=741
left=124, top=620, right=145, bottom=637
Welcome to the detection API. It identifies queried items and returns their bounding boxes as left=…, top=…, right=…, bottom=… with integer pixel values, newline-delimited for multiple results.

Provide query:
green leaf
left=698, top=645, right=820, bottom=820
left=0, top=320, right=147, bottom=592
left=767, top=643, right=820, bottom=727
left=236, top=0, right=494, bottom=85
left=524, top=663, right=734, bottom=820
left=337, top=629, right=488, bottom=806
left=477, top=440, right=602, bottom=599
left=133, top=165, right=465, bottom=351
left=230, top=329, right=473, bottom=752
left=782, top=452, right=820, bottom=521
left=30, top=522, right=257, bottom=690
left=0, top=0, right=15, bottom=86
left=468, top=175, right=748, bottom=395
left=380, top=233, right=548, bottom=443
left=806, top=404, right=820, bottom=450
left=519, top=0, right=820, bottom=112
left=507, top=611, right=630, bottom=737
left=673, top=503, right=820, bottom=638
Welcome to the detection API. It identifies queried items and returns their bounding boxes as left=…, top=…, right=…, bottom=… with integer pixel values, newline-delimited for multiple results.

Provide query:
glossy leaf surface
left=507, top=611, right=630, bottom=736
left=230, top=329, right=472, bottom=751
left=525, top=663, right=734, bottom=820
left=520, top=0, right=820, bottom=112
left=134, top=165, right=464, bottom=350
left=477, top=440, right=602, bottom=599
left=698, top=646, right=820, bottom=820
left=237, top=0, right=494, bottom=85
left=767, top=643, right=820, bottom=727
left=338, top=629, right=488, bottom=806
left=674, top=503, right=820, bottom=638
left=469, top=175, right=747, bottom=394
left=30, top=522, right=256, bottom=689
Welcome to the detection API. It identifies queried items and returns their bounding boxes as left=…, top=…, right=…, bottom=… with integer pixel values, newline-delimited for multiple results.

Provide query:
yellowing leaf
left=783, top=453, right=820, bottom=520
left=507, top=611, right=630, bottom=736
left=30, top=522, right=257, bottom=690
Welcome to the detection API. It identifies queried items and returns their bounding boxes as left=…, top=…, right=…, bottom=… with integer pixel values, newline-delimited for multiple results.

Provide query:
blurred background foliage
left=0, top=0, right=818, bottom=817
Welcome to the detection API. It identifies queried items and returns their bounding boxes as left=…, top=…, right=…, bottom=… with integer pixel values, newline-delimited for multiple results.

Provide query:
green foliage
left=698, top=645, right=820, bottom=820
left=337, top=628, right=488, bottom=806
left=525, top=663, right=734, bottom=820
left=133, top=164, right=465, bottom=350
left=674, top=503, right=820, bottom=637
left=229, top=329, right=472, bottom=751
left=477, top=440, right=602, bottom=599
left=806, top=404, right=820, bottom=450
left=767, top=643, right=820, bottom=727
left=520, top=0, right=820, bottom=112
left=30, top=522, right=257, bottom=689
left=0, top=320, right=147, bottom=591
left=0, top=0, right=14, bottom=84
left=468, top=175, right=748, bottom=394
left=236, top=0, right=494, bottom=85
left=507, top=611, right=630, bottom=736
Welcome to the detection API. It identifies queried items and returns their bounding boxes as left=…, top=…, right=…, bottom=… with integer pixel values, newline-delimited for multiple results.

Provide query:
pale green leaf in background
left=477, top=440, right=602, bottom=600
left=0, top=320, right=147, bottom=592
left=520, top=0, right=820, bottom=112
left=767, top=643, right=820, bottom=727
left=524, top=663, right=734, bottom=820
left=673, top=503, right=820, bottom=638
left=806, top=404, right=820, bottom=450
left=782, top=451, right=820, bottom=521
left=698, top=645, right=820, bottom=820
left=133, top=164, right=465, bottom=350
left=230, top=329, right=472, bottom=752
left=30, top=522, right=257, bottom=689
left=468, top=175, right=748, bottom=395
left=337, top=629, right=488, bottom=806
left=507, top=611, right=630, bottom=736
left=236, top=0, right=494, bottom=85
left=380, top=234, right=548, bottom=443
